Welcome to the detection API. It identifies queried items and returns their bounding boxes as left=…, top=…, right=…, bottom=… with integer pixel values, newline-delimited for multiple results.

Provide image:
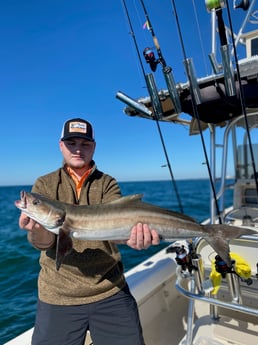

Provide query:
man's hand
left=127, top=223, right=160, bottom=250
left=19, top=212, right=56, bottom=249
left=19, top=212, right=42, bottom=231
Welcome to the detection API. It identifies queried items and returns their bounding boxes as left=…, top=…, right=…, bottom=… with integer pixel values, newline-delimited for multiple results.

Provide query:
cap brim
left=61, top=133, right=95, bottom=142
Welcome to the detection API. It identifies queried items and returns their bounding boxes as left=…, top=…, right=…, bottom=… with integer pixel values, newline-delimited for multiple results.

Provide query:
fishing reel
left=215, top=255, right=252, bottom=285
left=166, top=240, right=195, bottom=273
left=214, top=255, right=233, bottom=278
left=143, top=47, right=159, bottom=72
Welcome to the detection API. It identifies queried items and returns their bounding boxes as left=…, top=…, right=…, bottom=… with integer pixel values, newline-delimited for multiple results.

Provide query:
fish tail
left=201, top=224, right=257, bottom=267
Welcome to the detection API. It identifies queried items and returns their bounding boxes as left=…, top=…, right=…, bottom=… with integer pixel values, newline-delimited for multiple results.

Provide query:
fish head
left=15, top=191, right=66, bottom=230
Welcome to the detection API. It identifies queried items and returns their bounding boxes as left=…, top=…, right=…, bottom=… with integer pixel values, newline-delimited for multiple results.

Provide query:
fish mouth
left=15, top=190, right=27, bottom=209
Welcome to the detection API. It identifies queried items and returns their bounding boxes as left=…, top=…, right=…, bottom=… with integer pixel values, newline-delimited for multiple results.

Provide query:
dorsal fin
left=108, top=194, right=143, bottom=205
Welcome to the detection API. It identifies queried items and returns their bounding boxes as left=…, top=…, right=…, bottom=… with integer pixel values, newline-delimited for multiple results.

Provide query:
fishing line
left=224, top=0, right=258, bottom=194
left=121, top=0, right=184, bottom=214
left=170, top=0, right=223, bottom=224
left=133, top=0, right=149, bottom=47
left=121, top=0, right=146, bottom=83
left=191, top=0, right=209, bottom=76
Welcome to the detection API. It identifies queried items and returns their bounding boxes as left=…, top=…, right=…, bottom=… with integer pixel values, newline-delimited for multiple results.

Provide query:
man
left=19, top=118, right=160, bottom=345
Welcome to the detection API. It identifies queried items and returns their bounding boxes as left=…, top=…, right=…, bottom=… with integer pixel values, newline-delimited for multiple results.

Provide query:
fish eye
left=56, top=217, right=64, bottom=226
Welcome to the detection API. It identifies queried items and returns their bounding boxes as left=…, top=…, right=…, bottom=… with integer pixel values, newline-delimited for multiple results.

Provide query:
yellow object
left=209, top=253, right=251, bottom=295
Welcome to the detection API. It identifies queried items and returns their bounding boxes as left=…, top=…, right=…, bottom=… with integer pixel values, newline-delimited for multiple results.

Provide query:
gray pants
left=32, top=284, right=145, bottom=345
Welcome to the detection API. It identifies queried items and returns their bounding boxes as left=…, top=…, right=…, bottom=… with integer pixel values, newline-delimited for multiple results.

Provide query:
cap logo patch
left=69, top=121, right=87, bottom=134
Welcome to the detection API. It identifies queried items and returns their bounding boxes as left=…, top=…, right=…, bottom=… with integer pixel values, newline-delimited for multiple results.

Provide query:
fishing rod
left=139, top=0, right=181, bottom=114
left=120, top=0, right=184, bottom=214
left=139, top=0, right=166, bottom=68
left=165, top=0, right=223, bottom=223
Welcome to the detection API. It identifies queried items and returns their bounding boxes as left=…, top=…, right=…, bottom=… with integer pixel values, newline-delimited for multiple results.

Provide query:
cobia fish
left=15, top=190, right=256, bottom=270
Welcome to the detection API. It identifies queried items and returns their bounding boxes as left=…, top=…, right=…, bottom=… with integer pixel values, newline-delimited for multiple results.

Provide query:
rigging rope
left=121, top=0, right=184, bottom=214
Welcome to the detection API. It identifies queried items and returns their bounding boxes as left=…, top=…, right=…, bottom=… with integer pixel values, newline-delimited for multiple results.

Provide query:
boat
left=5, top=0, right=258, bottom=344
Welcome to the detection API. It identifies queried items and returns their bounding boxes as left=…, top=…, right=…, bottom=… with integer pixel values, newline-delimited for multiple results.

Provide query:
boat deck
left=188, top=294, right=258, bottom=345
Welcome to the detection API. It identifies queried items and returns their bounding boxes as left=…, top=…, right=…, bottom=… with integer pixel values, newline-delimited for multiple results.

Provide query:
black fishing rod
left=169, top=0, right=223, bottom=224
left=139, top=0, right=166, bottom=68
left=121, top=0, right=184, bottom=214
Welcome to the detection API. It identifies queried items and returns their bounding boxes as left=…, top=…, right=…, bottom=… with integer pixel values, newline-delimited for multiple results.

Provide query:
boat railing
left=175, top=263, right=258, bottom=345
left=175, top=234, right=258, bottom=344
left=175, top=268, right=258, bottom=318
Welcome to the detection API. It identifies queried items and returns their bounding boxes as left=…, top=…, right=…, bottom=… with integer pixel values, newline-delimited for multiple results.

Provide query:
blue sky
left=0, top=0, right=254, bottom=186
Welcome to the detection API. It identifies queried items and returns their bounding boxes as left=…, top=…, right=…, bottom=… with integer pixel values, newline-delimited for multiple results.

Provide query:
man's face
left=59, top=138, right=96, bottom=169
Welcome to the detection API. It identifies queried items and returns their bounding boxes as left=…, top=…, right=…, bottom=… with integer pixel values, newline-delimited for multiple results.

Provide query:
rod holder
left=183, top=58, right=202, bottom=105
left=163, top=66, right=181, bottom=114
left=226, top=265, right=243, bottom=304
left=210, top=295, right=220, bottom=320
left=192, top=254, right=205, bottom=295
left=208, top=52, right=222, bottom=74
left=116, top=91, right=153, bottom=117
left=145, top=73, right=163, bottom=119
left=220, top=44, right=236, bottom=97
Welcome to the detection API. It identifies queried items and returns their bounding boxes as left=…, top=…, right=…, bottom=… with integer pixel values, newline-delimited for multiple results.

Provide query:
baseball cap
left=60, top=118, right=95, bottom=142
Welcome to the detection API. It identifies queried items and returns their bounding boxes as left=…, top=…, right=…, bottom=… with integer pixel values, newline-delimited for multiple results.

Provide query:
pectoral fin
left=56, top=228, right=73, bottom=271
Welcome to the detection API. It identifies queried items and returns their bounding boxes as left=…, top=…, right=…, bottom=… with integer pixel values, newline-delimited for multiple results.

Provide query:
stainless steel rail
left=176, top=271, right=258, bottom=317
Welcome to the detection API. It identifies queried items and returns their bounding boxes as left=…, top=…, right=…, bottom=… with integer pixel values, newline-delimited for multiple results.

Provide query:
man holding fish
left=18, top=118, right=160, bottom=345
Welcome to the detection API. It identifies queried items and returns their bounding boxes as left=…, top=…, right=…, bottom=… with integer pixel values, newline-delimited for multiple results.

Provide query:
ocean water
left=0, top=180, right=232, bottom=344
